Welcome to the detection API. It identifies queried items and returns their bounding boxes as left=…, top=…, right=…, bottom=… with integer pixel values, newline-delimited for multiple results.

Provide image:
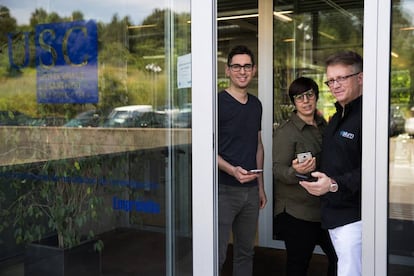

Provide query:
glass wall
left=0, top=1, right=192, bottom=275
left=388, top=1, right=414, bottom=274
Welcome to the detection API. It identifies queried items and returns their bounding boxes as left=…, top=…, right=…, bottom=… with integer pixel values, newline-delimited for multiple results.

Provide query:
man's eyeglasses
left=228, top=64, right=253, bottom=72
left=324, top=72, right=361, bottom=87
left=293, top=89, right=316, bottom=103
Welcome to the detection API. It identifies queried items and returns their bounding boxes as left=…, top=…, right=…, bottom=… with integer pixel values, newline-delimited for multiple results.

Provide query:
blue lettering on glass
left=340, top=130, right=355, bottom=139
left=0, top=171, right=158, bottom=190
left=0, top=172, right=160, bottom=214
left=7, top=32, right=31, bottom=69
left=35, top=20, right=98, bottom=104
left=112, top=196, right=161, bottom=214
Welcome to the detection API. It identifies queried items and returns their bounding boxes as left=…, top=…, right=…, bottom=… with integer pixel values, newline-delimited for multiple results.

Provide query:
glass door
left=388, top=1, right=414, bottom=274
left=272, top=0, right=363, bottom=240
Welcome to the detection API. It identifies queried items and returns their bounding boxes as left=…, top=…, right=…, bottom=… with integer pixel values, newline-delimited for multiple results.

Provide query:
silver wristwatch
left=329, top=179, right=338, bottom=193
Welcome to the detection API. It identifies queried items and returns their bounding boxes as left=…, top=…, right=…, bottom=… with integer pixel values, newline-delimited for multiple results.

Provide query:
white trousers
left=329, top=220, right=362, bottom=276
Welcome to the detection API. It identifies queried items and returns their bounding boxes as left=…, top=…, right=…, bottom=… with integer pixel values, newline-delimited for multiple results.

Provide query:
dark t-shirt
left=218, top=90, right=262, bottom=187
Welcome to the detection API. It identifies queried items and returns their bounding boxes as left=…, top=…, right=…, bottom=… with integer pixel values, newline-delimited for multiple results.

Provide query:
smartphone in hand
left=249, top=169, right=263, bottom=174
left=295, top=173, right=317, bottom=182
left=297, top=152, right=312, bottom=163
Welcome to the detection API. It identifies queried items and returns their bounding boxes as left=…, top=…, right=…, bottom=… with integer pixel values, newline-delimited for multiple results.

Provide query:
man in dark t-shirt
left=218, top=45, right=267, bottom=276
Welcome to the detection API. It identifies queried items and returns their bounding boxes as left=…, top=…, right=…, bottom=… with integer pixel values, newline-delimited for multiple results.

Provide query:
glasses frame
left=324, top=72, right=361, bottom=87
left=228, top=63, right=254, bottom=72
left=293, top=89, right=316, bottom=103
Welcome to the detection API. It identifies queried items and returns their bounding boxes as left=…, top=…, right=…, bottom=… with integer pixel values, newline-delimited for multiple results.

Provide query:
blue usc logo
left=35, top=20, right=98, bottom=104
left=8, top=20, right=98, bottom=104
left=340, top=130, right=355, bottom=139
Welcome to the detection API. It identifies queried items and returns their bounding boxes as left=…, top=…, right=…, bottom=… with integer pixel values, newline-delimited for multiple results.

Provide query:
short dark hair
left=325, top=51, right=363, bottom=73
left=227, top=45, right=255, bottom=66
left=288, top=77, right=319, bottom=104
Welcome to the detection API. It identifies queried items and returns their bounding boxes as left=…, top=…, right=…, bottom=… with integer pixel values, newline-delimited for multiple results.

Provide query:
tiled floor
left=222, top=244, right=329, bottom=276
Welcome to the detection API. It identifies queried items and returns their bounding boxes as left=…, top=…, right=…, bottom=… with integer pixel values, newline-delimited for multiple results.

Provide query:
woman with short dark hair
left=273, top=77, right=337, bottom=276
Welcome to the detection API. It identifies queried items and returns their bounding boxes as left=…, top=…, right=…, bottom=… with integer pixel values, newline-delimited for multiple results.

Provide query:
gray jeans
left=218, top=185, right=260, bottom=276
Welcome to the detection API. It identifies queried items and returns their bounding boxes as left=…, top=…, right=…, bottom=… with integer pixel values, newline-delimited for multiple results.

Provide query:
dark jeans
left=218, top=185, right=260, bottom=276
left=274, top=212, right=338, bottom=276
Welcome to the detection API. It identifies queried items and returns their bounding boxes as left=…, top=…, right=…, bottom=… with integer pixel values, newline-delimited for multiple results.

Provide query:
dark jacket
left=320, top=96, right=362, bottom=229
left=273, top=111, right=327, bottom=222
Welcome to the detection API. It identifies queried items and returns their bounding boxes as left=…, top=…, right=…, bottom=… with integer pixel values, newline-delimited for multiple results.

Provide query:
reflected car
left=0, top=110, right=39, bottom=126
left=405, top=117, right=414, bottom=136
left=64, top=110, right=105, bottom=128
left=390, top=106, right=406, bottom=137
left=173, top=110, right=191, bottom=128
left=172, top=103, right=191, bottom=128
left=152, top=108, right=180, bottom=128
left=139, top=111, right=168, bottom=128
left=404, top=106, right=414, bottom=136
left=404, top=113, right=414, bottom=136
left=102, top=105, right=154, bottom=128
left=32, top=116, right=67, bottom=126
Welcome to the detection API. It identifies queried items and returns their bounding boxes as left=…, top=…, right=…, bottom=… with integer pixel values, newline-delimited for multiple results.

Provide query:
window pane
left=0, top=1, right=192, bottom=275
left=217, top=1, right=258, bottom=95
left=273, top=1, right=363, bottom=126
left=389, top=1, right=414, bottom=274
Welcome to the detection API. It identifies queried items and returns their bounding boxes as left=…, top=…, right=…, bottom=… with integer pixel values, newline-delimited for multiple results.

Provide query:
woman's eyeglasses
left=293, top=89, right=316, bottom=103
